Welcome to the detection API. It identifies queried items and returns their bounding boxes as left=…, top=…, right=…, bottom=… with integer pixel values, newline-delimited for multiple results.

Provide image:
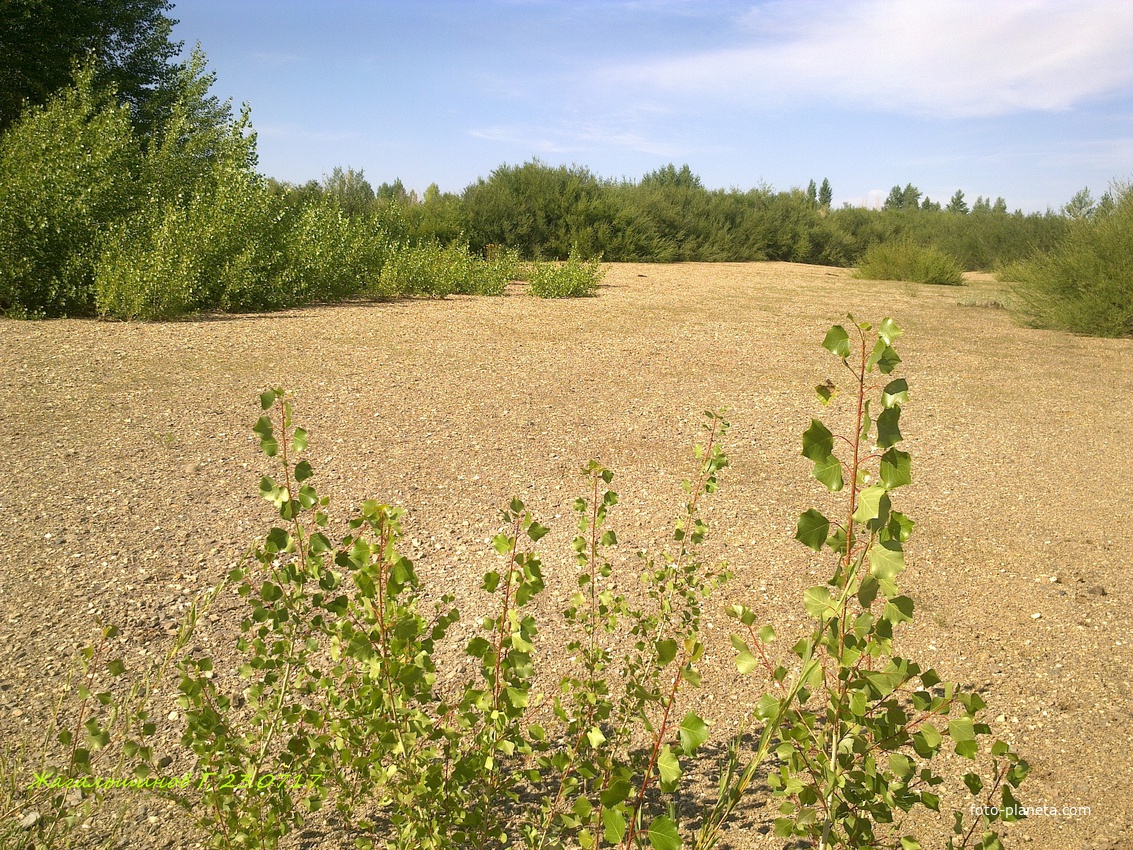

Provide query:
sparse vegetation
left=1, top=325, right=1029, bottom=850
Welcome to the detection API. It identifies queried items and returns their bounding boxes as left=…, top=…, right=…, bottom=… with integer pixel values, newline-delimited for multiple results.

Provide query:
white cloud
left=613, top=0, right=1133, bottom=118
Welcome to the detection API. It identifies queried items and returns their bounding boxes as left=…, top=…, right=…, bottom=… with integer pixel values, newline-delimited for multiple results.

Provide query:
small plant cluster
left=528, top=248, right=606, bottom=298
left=855, top=239, right=965, bottom=286
left=379, top=240, right=521, bottom=298
left=2, top=322, right=1029, bottom=850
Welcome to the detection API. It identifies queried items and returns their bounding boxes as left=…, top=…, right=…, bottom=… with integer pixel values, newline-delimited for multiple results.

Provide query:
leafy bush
left=0, top=65, right=139, bottom=317
left=855, top=238, right=965, bottom=285
left=1008, top=182, right=1133, bottom=337
left=528, top=249, right=605, bottom=298
left=94, top=151, right=293, bottom=320
left=378, top=240, right=519, bottom=299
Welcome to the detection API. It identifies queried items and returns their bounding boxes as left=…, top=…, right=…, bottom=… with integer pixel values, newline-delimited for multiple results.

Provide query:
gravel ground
left=0, top=262, right=1130, bottom=850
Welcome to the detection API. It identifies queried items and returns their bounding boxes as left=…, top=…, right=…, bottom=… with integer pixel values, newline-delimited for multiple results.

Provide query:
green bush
left=378, top=240, right=516, bottom=298
left=94, top=156, right=293, bottom=320
left=528, top=249, right=605, bottom=298
left=0, top=65, right=139, bottom=317
left=1009, top=182, right=1133, bottom=337
left=855, top=238, right=965, bottom=285
left=281, top=200, right=392, bottom=302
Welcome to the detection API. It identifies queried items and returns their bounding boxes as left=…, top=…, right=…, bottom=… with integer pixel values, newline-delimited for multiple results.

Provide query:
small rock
left=183, top=463, right=201, bottom=474
left=168, top=711, right=179, bottom=721
left=1088, top=585, right=1107, bottom=596
left=1031, top=612, right=1042, bottom=620
left=19, top=811, right=40, bottom=829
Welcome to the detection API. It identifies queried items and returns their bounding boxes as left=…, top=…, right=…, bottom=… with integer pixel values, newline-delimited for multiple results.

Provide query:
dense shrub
left=0, top=66, right=139, bottom=317
left=855, top=238, right=965, bottom=285
left=379, top=240, right=515, bottom=298
left=1008, top=182, right=1133, bottom=337
left=94, top=126, right=293, bottom=319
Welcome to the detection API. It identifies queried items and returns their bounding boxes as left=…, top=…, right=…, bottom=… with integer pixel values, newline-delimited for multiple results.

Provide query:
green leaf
left=801, top=419, right=835, bottom=461
left=260, top=389, right=277, bottom=410
left=657, top=745, right=681, bottom=788
left=803, top=585, right=836, bottom=621
left=1002, top=785, right=1025, bottom=821
left=889, top=752, right=915, bottom=779
left=586, top=726, right=607, bottom=748
left=853, top=485, right=886, bottom=523
left=868, top=541, right=905, bottom=582
left=882, top=378, right=909, bottom=408
left=886, top=510, right=916, bottom=543
left=656, top=639, right=678, bottom=666
left=879, top=317, right=902, bottom=345
left=795, top=509, right=830, bottom=551
left=754, top=693, right=781, bottom=720
left=812, top=454, right=844, bottom=491
left=822, top=325, right=851, bottom=358
left=879, top=449, right=911, bottom=489
left=602, top=779, right=632, bottom=807
left=735, top=648, right=758, bottom=674
left=876, top=406, right=903, bottom=448
left=815, top=381, right=836, bottom=404
left=602, top=806, right=627, bottom=844
left=679, top=711, right=709, bottom=753
left=867, top=339, right=902, bottom=374
left=292, top=427, right=308, bottom=452
left=883, top=595, right=915, bottom=624
left=294, top=460, right=313, bottom=482
left=107, top=659, right=126, bottom=676
left=527, top=521, right=550, bottom=542
left=647, top=815, right=682, bottom=850
left=253, top=416, right=278, bottom=457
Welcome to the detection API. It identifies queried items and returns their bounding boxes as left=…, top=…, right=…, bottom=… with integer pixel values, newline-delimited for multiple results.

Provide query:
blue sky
left=171, top=0, right=1133, bottom=212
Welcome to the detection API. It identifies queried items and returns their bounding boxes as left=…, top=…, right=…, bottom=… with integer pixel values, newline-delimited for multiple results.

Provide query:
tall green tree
left=945, top=190, right=969, bottom=214
left=818, top=178, right=832, bottom=209
left=0, top=0, right=181, bottom=135
left=323, top=166, right=376, bottom=216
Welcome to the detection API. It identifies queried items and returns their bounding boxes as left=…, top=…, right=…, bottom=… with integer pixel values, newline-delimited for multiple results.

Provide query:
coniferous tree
left=818, top=178, right=832, bottom=208
left=946, top=190, right=969, bottom=214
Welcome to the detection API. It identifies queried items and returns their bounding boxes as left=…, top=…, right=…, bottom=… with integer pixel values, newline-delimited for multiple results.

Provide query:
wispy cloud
left=612, top=0, right=1133, bottom=118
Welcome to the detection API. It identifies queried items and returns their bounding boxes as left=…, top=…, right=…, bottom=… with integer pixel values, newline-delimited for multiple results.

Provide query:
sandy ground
left=0, top=262, right=1130, bottom=849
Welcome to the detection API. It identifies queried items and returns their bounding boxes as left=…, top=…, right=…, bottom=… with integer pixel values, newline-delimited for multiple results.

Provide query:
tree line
left=289, top=161, right=1071, bottom=272
left=1, top=0, right=1128, bottom=335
